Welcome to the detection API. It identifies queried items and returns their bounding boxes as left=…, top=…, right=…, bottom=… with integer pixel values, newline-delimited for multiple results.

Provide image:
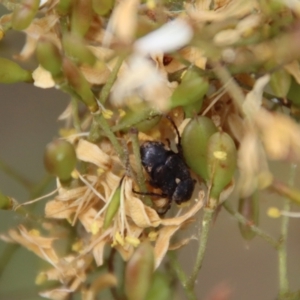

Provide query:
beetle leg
left=132, top=189, right=168, bottom=198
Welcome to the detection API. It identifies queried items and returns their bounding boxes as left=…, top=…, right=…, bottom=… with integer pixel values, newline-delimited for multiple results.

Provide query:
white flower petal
left=134, top=19, right=193, bottom=54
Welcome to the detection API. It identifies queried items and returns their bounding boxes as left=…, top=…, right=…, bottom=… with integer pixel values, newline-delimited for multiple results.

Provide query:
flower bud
left=145, top=272, right=171, bottom=300
left=115, top=104, right=161, bottom=133
left=0, top=57, right=32, bottom=83
left=12, top=0, right=39, bottom=31
left=92, top=0, right=114, bottom=16
left=287, top=77, right=300, bottom=108
left=36, top=39, right=62, bottom=78
left=44, top=140, right=77, bottom=182
left=270, top=69, right=291, bottom=98
left=125, top=242, right=154, bottom=300
left=62, top=33, right=96, bottom=66
left=56, top=0, right=72, bottom=16
left=103, top=182, right=122, bottom=229
left=207, top=132, right=237, bottom=206
left=181, top=116, right=217, bottom=181
left=238, top=193, right=259, bottom=240
left=183, top=99, right=203, bottom=118
left=62, top=58, right=98, bottom=112
left=170, top=69, right=208, bottom=109
left=71, top=0, right=93, bottom=37
left=0, top=191, right=13, bottom=210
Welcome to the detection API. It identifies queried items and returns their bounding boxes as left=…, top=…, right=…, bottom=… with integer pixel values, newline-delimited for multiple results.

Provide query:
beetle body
left=140, top=140, right=195, bottom=208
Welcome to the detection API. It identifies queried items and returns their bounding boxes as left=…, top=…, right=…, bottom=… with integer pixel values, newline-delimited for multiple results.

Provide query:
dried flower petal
left=76, top=139, right=111, bottom=169
left=32, top=64, right=55, bottom=88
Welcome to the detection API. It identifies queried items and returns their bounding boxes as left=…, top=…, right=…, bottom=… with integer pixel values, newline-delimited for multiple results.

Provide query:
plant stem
left=71, top=97, right=82, bottom=132
left=223, top=201, right=280, bottom=249
left=29, top=174, right=53, bottom=199
left=186, top=207, right=214, bottom=290
left=212, top=62, right=245, bottom=116
left=0, top=159, right=33, bottom=189
left=278, top=163, right=297, bottom=299
left=0, top=244, right=19, bottom=279
left=99, top=55, right=124, bottom=105
left=168, top=251, right=197, bottom=300
left=93, top=114, right=125, bottom=163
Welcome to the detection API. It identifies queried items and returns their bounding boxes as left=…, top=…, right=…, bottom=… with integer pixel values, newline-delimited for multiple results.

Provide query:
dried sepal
left=82, top=273, right=117, bottom=300
left=32, top=65, right=55, bottom=88
left=237, top=127, right=272, bottom=197
left=255, top=109, right=300, bottom=162
left=76, top=139, right=111, bottom=169
left=8, top=225, right=59, bottom=266
left=154, top=225, right=179, bottom=269
left=124, top=177, right=161, bottom=228
left=40, top=288, right=72, bottom=300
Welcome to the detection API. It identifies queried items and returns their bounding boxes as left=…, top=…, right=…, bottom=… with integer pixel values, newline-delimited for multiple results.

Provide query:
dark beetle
left=139, top=117, right=195, bottom=212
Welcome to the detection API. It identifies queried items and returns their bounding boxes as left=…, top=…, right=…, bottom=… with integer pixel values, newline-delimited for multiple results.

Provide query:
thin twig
left=92, top=114, right=125, bottom=163
left=278, top=163, right=297, bottom=299
left=99, top=55, right=124, bottom=105
left=168, top=251, right=197, bottom=300
left=186, top=208, right=214, bottom=290
left=212, top=62, right=245, bottom=116
left=0, top=244, right=19, bottom=279
left=71, top=97, right=82, bottom=132
left=0, top=159, right=33, bottom=189
left=29, top=174, right=53, bottom=199
left=223, top=201, right=280, bottom=249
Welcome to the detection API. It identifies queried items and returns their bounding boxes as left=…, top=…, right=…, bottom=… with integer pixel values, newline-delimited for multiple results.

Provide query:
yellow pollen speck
left=102, top=110, right=113, bottom=119
left=148, top=231, right=158, bottom=241
left=213, top=151, right=227, bottom=160
left=125, top=236, right=140, bottom=247
left=71, top=169, right=79, bottom=179
left=115, top=232, right=125, bottom=246
left=181, top=70, right=187, bottom=79
left=91, top=221, right=100, bottom=235
left=35, top=272, right=47, bottom=285
left=0, top=30, right=4, bottom=41
left=177, top=200, right=191, bottom=208
left=257, top=172, right=273, bottom=190
left=97, top=168, right=105, bottom=176
left=72, top=240, right=83, bottom=252
left=267, top=207, right=281, bottom=218
left=147, top=0, right=156, bottom=9
left=118, top=109, right=126, bottom=117
left=29, top=229, right=40, bottom=236
left=59, top=128, right=78, bottom=138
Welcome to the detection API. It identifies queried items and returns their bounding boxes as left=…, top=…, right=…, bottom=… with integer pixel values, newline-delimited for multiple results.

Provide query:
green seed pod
left=36, top=39, right=62, bottom=78
left=56, top=0, right=72, bottom=16
left=44, top=140, right=77, bottom=182
left=103, top=181, right=122, bottom=229
left=62, top=58, right=98, bottom=112
left=238, top=192, right=259, bottom=240
left=92, top=0, right=114, bottom=16
left=62, top=33, right=96, bottom=66
left=115, top=105, right=161, bottom=133
left=170, top=69, right=208, bottom=109
left=0, top=191, right=13, bottom=210
left=183, top=99, right=203, bottom=118
left=12, top=0, right=39, bottom=31
left=71, top=0, right=93, bottom=37
left=125, top=242, right=154, bottom=300
left=270, top=69, right=291, bottom=98
left=181, top=116, right=217, bottom=181
left=287, top=77, right=300, bottom=107
left=0, top=57, right=32, bottom=83
left=207, top=132, right=237, bottom=206
left=145, top=272, right=171, bottom=300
